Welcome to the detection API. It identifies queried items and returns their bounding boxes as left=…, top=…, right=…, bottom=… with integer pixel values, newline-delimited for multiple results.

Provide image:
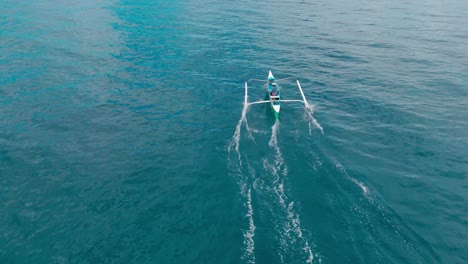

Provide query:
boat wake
left=228, top=115, right=319, bottom=263
left=227, top=150, right=256, bottom=263
left=304, top=103, right=323, bottom=135
left=228, top=102, right=256, bottom=263
left=336, top=162, right=369, bottom=196
left=228, top=84, right=434, bottom=263
left=263, top=120, right=316, bottom=263
left=229, top=99, right=252, bottom=163
left=332, top=162, right=440, bottom=263
left=240, top=181, right=256, bottom=263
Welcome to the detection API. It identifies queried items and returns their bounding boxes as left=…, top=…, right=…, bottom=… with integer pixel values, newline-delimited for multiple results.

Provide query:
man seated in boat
left=270, top=83, right=279, bottom=100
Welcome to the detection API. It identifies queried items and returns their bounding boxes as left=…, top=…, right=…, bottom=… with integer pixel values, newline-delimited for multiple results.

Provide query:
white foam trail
left=304, top=103, right=323, bottom=135
left=250, top=128, right=268, bottom=134
left=228, top=98, right=321, bottom=263
left=336, top=163, right=369, bottom=195
left=268, top=120, right=280, bottom=148
left=286, top=202, right=314, bottom=263
left=228, top=100, right=251, bottom=164
left=244, top=118, right=254, bottom=141
left=228, top=103, right=257, bottom=263
left=264, top=121, right=316, bottom=263
left=241, top=184, right=256, bottom=264
left=228, top=159, right=257, bottom=263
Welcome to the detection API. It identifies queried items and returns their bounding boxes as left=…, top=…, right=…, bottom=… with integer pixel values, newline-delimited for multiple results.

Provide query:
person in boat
left=269, top=77, right=275, bottom=88
left=270, top=83, right=279, bottom=99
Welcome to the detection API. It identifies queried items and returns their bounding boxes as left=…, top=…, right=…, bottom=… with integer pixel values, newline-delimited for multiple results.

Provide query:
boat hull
left=267, top=71, right=281, bottom=118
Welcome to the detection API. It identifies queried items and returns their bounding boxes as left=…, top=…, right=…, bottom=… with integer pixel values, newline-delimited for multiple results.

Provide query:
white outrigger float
left=244, top=71, right=309, bottom=118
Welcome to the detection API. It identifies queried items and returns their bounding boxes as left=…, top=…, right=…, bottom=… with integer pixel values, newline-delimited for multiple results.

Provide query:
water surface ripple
left=1, top=0, right=467, bottom=263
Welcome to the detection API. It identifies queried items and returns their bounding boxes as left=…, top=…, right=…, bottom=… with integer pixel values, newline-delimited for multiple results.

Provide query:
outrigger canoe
left=244, top=71, right=309, bottom=119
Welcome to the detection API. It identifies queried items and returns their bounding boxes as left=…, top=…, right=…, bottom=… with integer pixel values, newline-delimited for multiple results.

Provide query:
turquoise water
left=1, top=0, right=467, bottom=263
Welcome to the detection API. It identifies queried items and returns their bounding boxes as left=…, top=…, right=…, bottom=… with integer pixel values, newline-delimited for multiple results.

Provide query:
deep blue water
left=1, top=0, right=467, bottom=263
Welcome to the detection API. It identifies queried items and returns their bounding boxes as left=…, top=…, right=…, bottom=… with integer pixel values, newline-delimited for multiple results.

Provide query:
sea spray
left=304, top=103, right=323, bottom=135
left=229, top=97, right=256, bottom=164
left=228, top=102, right=249, bottom=161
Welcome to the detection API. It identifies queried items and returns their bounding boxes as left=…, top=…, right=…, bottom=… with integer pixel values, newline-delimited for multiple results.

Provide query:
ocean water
left=1, top=0, right=467, bottom=263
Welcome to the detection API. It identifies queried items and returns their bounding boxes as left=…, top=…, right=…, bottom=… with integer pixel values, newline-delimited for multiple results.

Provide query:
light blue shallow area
left=1, top=0, right=467, bottom=263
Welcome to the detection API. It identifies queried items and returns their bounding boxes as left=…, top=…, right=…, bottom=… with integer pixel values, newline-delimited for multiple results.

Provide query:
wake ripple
left=228, top=102, right=256, bottom=263
left=336, top=163, right=369, bottom=196
left=333, top=162, right=439, bottom=263
left=241, top=183, right=256, bottom=263
left=228, top=102, right=321, bottom=263
left=228, top=101, right=249, bottom=162
left=304, top=103, right=323, bottom=135
left=264, top=120, right=316, bottom=263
